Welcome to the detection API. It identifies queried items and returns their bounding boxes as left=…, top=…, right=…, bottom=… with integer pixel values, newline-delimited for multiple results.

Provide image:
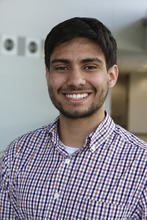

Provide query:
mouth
left=61, top=91, right=93, bottom=104
left=65, top=93, right=89, bottom=100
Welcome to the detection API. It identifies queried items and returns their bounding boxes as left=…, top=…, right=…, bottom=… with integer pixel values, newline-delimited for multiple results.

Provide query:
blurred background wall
left=0, top=0, right=147, bottom=156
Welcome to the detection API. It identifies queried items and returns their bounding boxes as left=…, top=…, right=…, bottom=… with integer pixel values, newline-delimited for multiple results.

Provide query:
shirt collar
left=47, top=112, right=115, bottom=152
left=88, top=112, right=115, bottom=152
left=47, top=116, right=60, bottom=146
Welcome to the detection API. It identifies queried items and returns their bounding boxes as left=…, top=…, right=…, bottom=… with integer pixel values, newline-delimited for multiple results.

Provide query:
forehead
left=50, top=37, right=105, bottom=63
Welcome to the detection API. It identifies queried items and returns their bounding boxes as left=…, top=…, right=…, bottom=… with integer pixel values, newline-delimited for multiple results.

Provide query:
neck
left=58, top=108, right=105, bottom=148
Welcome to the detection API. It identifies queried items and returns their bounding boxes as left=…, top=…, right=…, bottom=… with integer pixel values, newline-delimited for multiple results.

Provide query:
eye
left=84, top=65, right=97, bottom=71
left=55, top=65, right=69, bottom=71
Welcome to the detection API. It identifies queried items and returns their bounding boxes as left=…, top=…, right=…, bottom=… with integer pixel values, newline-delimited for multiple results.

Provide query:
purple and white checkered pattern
left=0, top=113, right=147, bottom=219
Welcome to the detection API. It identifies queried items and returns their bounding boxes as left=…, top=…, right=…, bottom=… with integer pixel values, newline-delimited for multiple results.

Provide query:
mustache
left=59, top=86, right=96, bottom=93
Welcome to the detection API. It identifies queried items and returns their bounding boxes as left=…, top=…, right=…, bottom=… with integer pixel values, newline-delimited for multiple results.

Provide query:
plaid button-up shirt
left=0, top=113, right=147, bottom=219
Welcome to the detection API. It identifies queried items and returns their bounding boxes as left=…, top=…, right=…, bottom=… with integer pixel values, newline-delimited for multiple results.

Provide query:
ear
left=107, top=65, right=119, bottom=88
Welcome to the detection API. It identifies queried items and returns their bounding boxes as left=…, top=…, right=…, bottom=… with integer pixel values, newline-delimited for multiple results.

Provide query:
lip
left=66, top=93, right=88, bottom=98
left=62, top=92, right=92, bottom=104
left=62, top=89, right=93, bottom=95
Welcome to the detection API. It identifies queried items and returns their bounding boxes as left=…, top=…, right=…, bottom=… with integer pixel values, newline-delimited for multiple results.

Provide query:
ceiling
left=117, top=18, right=147, bottom=74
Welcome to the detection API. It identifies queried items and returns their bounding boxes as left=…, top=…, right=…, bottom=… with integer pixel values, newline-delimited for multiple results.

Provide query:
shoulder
left=111, top=124, right=147, bottom=168
left=104, top=113, right=146, bottom=152
left=114, top=124, right=147, bottom=150
left=103, top=117, right=147, bottom=174
left=0, top=123, right=54, bottom=171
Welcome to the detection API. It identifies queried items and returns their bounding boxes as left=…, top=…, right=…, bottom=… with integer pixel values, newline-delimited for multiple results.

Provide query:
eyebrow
left=80, top=58, right=103, bottom=64
left=51, top=58, right=70, bottom=64
left=50, top=57, right=103, bottom=65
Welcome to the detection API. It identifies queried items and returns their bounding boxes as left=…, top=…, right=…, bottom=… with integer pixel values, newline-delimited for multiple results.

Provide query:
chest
left=9, top=148, right=143, bottom=219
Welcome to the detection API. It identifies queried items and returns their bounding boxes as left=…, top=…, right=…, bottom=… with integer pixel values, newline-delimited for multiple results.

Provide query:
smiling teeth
left=66, top=93, right=88, bottom=99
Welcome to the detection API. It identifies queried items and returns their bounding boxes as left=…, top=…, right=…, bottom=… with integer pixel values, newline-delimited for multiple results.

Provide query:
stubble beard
left=48, top=83, right=109, bottom=119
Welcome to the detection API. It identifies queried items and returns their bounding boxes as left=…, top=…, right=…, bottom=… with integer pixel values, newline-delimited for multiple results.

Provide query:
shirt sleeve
left=0, top=150, right=17, bottom=219
left=130, top=186, right=147, bottom=220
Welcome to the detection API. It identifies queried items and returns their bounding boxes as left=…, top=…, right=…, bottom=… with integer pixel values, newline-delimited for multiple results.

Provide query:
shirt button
left=65, top=158, right=70, bottom=165
left=54, top=192, right=59, bottom=200
left=91, top=146, right=95, bottom=151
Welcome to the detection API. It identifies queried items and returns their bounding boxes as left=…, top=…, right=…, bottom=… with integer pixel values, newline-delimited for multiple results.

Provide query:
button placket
left=65, top=158, right=70, bottom=165
left=54, top=191, right=60, bottom=200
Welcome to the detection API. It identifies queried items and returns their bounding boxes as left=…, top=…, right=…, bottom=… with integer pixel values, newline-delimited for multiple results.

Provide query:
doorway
left=111, top=74, right=130, bottom=129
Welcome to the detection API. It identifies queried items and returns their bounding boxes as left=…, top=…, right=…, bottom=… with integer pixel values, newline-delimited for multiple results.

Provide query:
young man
left=0, top=17, right=146, bottom=219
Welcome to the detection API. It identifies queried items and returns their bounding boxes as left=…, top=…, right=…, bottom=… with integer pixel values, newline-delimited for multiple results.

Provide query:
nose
left=66, top=67, right=86, bottom=87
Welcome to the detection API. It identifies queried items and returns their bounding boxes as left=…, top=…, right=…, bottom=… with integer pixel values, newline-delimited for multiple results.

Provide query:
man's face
left=46, top=37, right=118, bottom=119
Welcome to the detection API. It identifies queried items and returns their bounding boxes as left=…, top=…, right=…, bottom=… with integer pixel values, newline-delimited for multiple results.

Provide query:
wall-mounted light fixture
left=25, top=38, right=43, bottom=57
left=0, top=34, right=44, bottom=58
left=0, top=34, right=18, bottom=55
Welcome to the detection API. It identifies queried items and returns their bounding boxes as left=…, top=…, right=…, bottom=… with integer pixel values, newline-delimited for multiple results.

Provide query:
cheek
left=48, top=75, right=66, bottom=89
left=89, top=74, right=108, bottom=88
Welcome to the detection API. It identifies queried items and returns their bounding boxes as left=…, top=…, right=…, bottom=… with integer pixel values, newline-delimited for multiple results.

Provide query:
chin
left=60, top=106, right=103, bottom=119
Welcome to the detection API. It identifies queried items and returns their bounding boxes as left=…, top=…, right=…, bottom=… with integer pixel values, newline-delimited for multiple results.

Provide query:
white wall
left=0, top=0, right=147, bottom=39
left=0, top=56, right=59, bottom=149
left=128, top=73, right=147, bottom=134
left=0, top=0, right=147, bottom=150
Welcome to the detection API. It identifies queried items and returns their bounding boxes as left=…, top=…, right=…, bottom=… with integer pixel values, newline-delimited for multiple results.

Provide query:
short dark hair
left=44, top=17, right=117, bottom=70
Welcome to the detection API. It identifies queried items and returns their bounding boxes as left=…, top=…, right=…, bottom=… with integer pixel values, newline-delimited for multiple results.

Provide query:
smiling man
left=0, top=17, right=147, bottom=219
